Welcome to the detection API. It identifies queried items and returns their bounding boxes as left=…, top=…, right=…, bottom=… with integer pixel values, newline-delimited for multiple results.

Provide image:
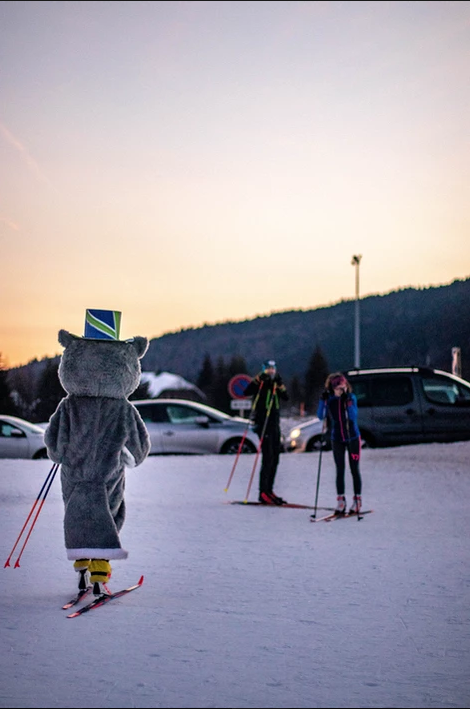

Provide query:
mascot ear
left=127, top=336, right=149, bottom=359
left=58, top=329, right=78, bottom=348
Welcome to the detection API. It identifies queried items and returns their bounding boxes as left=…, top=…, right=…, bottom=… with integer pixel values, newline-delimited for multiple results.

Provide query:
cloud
left=0, top=121, right=50, bottom=185
left=0, top=216, right=20, bottom=231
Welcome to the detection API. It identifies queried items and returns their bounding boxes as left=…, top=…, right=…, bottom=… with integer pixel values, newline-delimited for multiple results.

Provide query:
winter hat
left=83, top=309, right=122, bottom=340
left=262, top=359, right=277, bottom=370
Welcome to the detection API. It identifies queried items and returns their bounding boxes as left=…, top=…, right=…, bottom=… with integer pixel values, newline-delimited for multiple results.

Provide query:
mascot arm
left=122, top=446, right=136, bottom=468
left=125, top=408, right=151, bottom=466
left=44, top=402, right=70, bottom=463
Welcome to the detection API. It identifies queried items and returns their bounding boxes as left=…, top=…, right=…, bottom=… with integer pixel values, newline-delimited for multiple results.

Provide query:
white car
left=133, top=399, right=260, bottom=455
left=284, top=417, right=330, bottom=453
left=0, top=415, right=49, bottom=459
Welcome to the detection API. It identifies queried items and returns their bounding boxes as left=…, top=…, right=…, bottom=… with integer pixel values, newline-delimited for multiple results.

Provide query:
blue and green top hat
left=84, top=309, right=122, bottom=340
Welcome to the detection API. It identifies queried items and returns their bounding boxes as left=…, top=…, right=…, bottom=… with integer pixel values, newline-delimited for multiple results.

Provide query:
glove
left=321, top=390, right=329, bottom=401
left=340, top=391, right=348, bottom=403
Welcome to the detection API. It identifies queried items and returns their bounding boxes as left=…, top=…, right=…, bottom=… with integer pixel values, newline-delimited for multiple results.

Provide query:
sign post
left=230, top=399, right=253, bottom=413
left=228, top=374, right=252, bottom=418
left=452, top=347, right=462, bottom=377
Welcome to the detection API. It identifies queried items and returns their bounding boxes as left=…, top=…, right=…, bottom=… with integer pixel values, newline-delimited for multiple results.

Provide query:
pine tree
left=33, top=360, right=66, bottom=423
left=196, top=353, right=214, bottom=390
left=0, top=354, right=17, bottom=415
left=212, top=356, right=232, bottom=413
left=304, top=345, right=329, bottom=415
left=129, top=380, right=151, bottom=400
left=195, top=353, right=215, bottom=404
left=227, top=355, right=248, bottom=377
left=288, top=375, right=303, bottom=414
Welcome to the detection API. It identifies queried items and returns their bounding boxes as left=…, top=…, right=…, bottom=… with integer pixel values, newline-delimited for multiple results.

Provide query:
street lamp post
left=351, top=255, right=362, bottom=369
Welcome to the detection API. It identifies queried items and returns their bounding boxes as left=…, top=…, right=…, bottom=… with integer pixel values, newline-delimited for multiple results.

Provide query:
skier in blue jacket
left=317, top=372, right=362, bottom=515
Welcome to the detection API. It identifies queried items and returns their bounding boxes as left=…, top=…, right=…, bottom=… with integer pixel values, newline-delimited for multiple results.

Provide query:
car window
left=422, top=376, right=470, bottom=406
left=351, top=380, right=372, bottom=407
left=456, top=383, right=470, bottom=403
left=369, top=376, right=414, bottom=406
left=136, top=404, right=170, bottom=423
left=0, top=423, right=25, bottom=438
left=167, top=405, right=206, bottom=424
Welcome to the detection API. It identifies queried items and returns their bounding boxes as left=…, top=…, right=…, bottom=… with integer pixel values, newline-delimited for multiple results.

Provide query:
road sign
left=230, top=399, right=253, bottom=410
left=228, top=374, right=252, bottom=399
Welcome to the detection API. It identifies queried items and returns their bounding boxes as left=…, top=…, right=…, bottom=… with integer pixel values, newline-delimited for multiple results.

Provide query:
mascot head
left=57, top=309, right=148, bottom=399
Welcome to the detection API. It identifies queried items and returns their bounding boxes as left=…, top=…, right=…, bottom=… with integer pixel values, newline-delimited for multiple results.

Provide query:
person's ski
left=66, top=576, right=144, bottom=618
left=310, top=511, right=338, bottom=522
left=332, top=509, right=373, bottom=521
left=311, top=510, right=373, bottom=522
left=229, top=501, right=334, bottom=510
left=62, top=587, right=92, bottom=610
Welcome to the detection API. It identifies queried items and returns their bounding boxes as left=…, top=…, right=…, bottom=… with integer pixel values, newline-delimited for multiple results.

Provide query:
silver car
left=284, top=417, right=329, bottom=453
left=0, top=415, right=49, bottom=459
left=286, top=366, right=470, bottom=451
left=133, top=399, right=260, bottom=455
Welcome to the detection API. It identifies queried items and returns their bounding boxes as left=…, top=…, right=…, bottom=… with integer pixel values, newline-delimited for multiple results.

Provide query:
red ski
left=229, top=501, right=334, bottom=510
left=62, top=587, right=92, bottom=610
left=311, top=510, right=374, bottom=522
left=66, top=576, right=144, bottom=618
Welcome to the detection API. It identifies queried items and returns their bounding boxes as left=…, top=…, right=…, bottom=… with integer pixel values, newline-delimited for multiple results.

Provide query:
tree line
left=0, top=347, right=330, bottom=424
left=4, top=278, right=469, bottom=423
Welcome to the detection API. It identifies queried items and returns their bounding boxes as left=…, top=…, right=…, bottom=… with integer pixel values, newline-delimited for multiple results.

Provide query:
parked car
left=132, top=399, right=260, bottom=455
left=0, top=415, right=49, bottom=459
left=285, top=366, right=470, bottom=451
left=284, top=417, right=327, bottom=452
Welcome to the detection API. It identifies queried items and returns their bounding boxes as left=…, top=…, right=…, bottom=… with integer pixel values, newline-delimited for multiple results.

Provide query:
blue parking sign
left=228, top=374, right=252, bottom=399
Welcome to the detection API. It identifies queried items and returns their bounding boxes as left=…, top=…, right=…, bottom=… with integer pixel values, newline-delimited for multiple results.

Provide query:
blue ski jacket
left=317, top=393, right=360, bottom=443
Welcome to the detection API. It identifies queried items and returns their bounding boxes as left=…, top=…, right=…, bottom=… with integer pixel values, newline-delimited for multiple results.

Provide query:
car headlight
left=289, top=428, right=301, bottom=439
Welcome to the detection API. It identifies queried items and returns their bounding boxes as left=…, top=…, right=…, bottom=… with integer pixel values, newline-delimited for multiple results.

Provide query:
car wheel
left=306, top=435, right=330, bottom=452
left=360, top=432, right=375, bottom=449
left=33, top=449, right=49, bottom=460
left=221, top=438, right=257, bottom=454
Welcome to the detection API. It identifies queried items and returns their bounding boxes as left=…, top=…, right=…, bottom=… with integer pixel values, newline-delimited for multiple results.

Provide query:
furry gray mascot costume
left=44, top=309, right=150, bottom=595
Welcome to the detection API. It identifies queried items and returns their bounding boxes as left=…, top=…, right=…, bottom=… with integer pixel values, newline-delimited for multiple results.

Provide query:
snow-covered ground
left=1, top=441, right=470, bottom=709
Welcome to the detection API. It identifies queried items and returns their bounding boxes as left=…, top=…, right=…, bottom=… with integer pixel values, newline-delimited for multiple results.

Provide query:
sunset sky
left=1, top=1, right=469, bottom=368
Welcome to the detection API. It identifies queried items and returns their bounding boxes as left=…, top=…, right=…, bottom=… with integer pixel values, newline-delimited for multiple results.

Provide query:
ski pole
left=311, top=417, right=327, bottom=519
left=12, top=462, right=59, bottom=567
left=244, top=384, right=277, bottom=503
left=4, top=462, right=59, bottom=568
left=224, top=381, right=264, bottom=493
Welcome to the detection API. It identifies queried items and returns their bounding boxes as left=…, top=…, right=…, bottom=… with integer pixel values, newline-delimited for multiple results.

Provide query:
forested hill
left=141, top=277, right=470, bottom=382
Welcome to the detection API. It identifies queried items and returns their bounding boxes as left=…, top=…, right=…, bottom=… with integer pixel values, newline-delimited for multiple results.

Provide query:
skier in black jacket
left=243, top=359, right=289, bottom=505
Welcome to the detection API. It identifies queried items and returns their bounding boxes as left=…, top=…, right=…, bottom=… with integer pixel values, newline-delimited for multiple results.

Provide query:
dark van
left=346, top=367, right=470, bottom=447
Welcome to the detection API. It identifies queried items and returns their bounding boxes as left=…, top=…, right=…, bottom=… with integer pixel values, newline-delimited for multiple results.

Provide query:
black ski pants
left=259, top=428, right=281, bottom=495
left=331, top=437, right=362, bottom=496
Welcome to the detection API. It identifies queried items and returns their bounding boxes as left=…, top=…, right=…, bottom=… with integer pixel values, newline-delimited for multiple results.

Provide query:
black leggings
left=331, top=438, right=362, bottom=496
left=259, top=429, right=281, bottom=494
